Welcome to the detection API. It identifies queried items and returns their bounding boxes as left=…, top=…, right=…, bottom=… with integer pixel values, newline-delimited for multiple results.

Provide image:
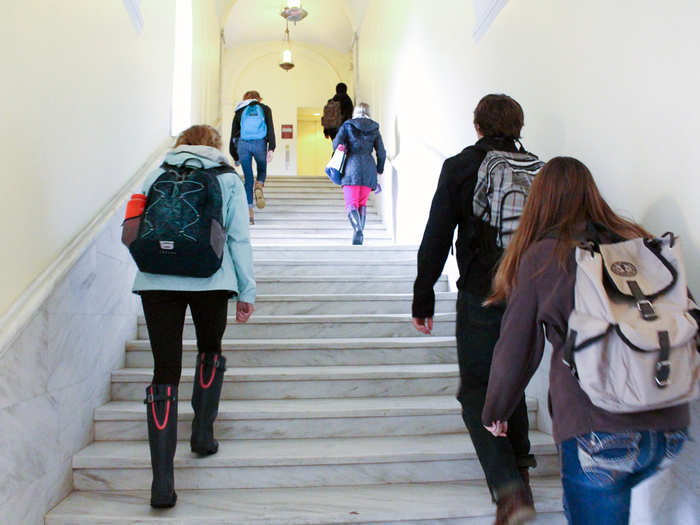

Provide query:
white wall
left=0, top=0, right=176, bottom=317
left=192, top=1, right=224, bottom=127
left=222, top=42, right=353, bottom=174
left=358, top=0, right=700, bottom=291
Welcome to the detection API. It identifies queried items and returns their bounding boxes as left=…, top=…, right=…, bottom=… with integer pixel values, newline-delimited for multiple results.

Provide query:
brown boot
left=254, top=181, right=266, bottom=209
left=519, top=467, right=534, bottom=506
left=249, top=208, right=254, bottom=225
left=494, top=486, right=535, bottom=525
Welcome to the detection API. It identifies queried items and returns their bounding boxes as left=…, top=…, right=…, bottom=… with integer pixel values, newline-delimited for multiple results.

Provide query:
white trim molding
left=0, top=137, right=172, bottom=358
left=473, top=0, right=510, bottom=42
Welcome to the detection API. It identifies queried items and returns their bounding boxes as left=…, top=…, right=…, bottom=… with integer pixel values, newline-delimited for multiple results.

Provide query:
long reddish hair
left=488, top=156, right=651, bottom=304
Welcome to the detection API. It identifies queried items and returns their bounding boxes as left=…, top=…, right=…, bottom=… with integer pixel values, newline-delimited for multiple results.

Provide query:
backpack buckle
left=636, top=300, right=658, bottom=321
left=655, top=360, right=671, bottom=388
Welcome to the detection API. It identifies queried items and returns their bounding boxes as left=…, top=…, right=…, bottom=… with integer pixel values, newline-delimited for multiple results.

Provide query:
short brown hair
left=243, top=90, right=262, bottom=101
left=174, top=125, right=222, bottom=150
left=473, top=94, right=524, bottom=139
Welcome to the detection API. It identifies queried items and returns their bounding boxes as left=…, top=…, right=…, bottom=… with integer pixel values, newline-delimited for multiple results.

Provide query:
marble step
left=250, top=230, right=392, bottom=239
left=125, top=335, right=458, bottom=368
left=252, top=221, right=386, bottom=230
left=72, top=432, right=558, bottom=490
left=253, top=260, right=415, bottom=276
left=251, top=191, right=345, bottom=199
left=246, top=292, right=457, bottom=315
left=47, top=479, right=566, bottom=525
left=254, top=276, right=445, bottom=294
left=253, top=204, right=374, bottom=213
left=111, top=364, right=460, bottom=401
left=252, top=245, right=418, bottom=262
left=93, top=396, right=538, bottom=441
left=136, top=313, right=455, bottom=339
left=252, top=213, right=380, bottom=222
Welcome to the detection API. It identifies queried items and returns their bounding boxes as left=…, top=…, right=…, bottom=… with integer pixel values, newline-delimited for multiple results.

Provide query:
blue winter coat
left=332, top=118, right=386, bottom=188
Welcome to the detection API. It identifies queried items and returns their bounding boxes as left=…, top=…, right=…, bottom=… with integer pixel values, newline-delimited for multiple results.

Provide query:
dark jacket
left=481, top=238, right=689, bottom=443
left=323, top=93, right=354, bottom=136
left=332, top=118, right=386, bottom=188
left=412, top=137, right=520, bottom=318
left=229, top=100, right=276, bottom=161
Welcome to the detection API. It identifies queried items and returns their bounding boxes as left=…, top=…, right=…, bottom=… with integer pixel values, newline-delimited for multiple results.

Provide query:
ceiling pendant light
left=279, top=22, right=295, bottom=71
left=280, top=0, right=307, bottom=24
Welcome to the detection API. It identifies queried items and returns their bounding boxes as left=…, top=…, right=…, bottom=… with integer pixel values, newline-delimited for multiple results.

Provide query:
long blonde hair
left=488, top=156, right=651, bottom=304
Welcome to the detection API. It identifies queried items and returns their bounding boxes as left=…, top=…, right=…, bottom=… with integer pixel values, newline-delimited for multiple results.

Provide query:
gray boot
left=348, top=207, right=363, bottom=245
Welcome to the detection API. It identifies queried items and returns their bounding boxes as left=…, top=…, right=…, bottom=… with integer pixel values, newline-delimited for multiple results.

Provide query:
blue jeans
left=237, top=139, right=267, bottom=207
left=560, top=429, right=688, bottom=524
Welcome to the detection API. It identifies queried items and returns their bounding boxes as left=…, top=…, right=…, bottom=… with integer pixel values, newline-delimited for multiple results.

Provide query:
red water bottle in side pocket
left=122, top=193, right=146, bottom=247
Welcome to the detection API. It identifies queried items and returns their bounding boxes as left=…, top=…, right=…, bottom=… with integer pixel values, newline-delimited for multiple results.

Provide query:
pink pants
left=343, top=185, right=371, bottom=211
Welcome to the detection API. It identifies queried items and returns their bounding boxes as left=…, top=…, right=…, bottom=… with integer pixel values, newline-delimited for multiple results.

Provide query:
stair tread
left=113, top=364, right=460, bottom=382
left=127, top=336, right=457, bottom=350
left=253, top=275, right=441, bottom=282
left=137, top=313, right=454, bottom=325
left=73, top=432, right=556, bottom=469
left=95, top=396, right=537, bottom=420
left=47, top=480, right=565, bottom=524
left=252, top=292, right=457, bottom=301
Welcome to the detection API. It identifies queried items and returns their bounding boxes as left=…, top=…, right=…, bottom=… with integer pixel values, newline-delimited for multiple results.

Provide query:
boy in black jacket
left=412, top=94, right=537, bottom=523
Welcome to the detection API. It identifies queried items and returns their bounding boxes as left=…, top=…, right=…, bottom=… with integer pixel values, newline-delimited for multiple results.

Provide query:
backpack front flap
left=566, top=237, right=700, bottom=413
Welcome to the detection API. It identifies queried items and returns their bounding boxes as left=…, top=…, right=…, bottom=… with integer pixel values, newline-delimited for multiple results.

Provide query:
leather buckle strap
left=200, top=353, right=227, bottom=371
left=628, top=280, right=658, bottom=321
left=144, top=392, right=178, bottom=404
left=656, top=331, right=671, bottom=388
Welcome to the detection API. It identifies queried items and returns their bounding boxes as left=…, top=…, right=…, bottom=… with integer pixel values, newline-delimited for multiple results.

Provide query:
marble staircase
left=46, top=175, right=564, bottom=524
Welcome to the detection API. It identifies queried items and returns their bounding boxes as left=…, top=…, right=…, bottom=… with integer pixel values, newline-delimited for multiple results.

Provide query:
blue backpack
left=240, top=103, right=267, bottom=140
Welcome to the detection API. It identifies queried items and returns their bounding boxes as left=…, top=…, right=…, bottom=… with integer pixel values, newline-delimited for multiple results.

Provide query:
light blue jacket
left=132, top=145, right=256, bottom=303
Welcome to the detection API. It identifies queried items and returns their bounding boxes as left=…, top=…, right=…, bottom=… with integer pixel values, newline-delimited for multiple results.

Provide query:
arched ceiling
left=223, top=0, right=368, bottom=52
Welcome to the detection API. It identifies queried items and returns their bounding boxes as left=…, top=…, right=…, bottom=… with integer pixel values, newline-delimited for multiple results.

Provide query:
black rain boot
left=190, top=353, right=227, bottom=456
left=145, top=384, right=178, bottom=508
left=348, top=207, right=363, bottom=245
left=359, top=206, right=367, bottom=236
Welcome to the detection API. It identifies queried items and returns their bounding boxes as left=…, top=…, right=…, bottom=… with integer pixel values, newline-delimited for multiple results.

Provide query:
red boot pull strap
left=199, top=354, right=218, bottom=389
left=150, top=385, right=171, bottom=430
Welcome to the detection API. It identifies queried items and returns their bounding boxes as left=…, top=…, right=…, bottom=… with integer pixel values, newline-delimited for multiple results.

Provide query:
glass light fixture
left=279, top=22, right=295, bottom=71
left=281, top=0, right=307, bottom=23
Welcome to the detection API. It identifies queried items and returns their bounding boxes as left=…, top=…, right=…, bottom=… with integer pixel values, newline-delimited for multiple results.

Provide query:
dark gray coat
left=332, top=118, right=386, bottom=188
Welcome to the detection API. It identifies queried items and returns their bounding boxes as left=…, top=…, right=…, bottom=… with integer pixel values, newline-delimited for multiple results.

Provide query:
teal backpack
left=240, top=103, right=267, bottom=140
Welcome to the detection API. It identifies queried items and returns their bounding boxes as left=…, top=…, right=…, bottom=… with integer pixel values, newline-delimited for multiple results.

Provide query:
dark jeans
left=560, top=429, right=687, bottom=524
left=140, top=290, right=230, bottom=385
left=455, top=291, right=535, bottom=498
left=238, top=138, right=268, bottom=207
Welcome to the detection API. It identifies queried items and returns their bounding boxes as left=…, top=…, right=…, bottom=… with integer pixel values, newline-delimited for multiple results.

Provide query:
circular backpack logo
left=611, top=261, right=638, bottom=277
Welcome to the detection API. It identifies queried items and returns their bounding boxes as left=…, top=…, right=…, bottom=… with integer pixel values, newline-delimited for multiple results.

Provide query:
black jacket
left=323, top=93, right=354, bottom=135
left=229, top=101, right=276, bottom=161
left=412, top=137, right=522, bottom=318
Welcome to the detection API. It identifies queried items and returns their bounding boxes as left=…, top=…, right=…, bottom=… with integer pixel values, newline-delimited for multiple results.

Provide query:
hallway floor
left=46, top=176, right=564, bottom=524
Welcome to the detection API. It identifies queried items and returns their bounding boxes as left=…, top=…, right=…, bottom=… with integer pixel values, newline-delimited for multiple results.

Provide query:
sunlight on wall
left=171, top=0, right=193, bottom=135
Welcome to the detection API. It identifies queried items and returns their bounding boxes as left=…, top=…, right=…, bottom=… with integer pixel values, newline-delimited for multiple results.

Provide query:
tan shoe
left=249, top=208, right=254, bottom=225
left=254, top=181, right=266, bottom=209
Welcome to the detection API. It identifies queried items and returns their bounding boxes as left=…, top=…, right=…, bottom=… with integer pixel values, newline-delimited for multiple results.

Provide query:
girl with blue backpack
left=230, top=90, right=276, bottom=224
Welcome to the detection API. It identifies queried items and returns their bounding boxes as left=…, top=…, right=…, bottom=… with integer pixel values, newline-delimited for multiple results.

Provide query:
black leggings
left=140, top=290, right=230, bottom=385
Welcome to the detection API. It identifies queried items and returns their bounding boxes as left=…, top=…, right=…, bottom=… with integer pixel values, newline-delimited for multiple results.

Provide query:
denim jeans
left=560, top=429, right=688, bottom=524
left=455, top=291, right=535, bottom=499
left=237, top=139, right=267, bottom=207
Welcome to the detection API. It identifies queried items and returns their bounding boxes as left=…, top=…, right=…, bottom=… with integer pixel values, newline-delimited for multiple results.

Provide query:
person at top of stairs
left=412, top=95, right=537, bottom=524
left=332, top=102, right=386, bottom=245
left=129, top=125, right=256, bottom=508
left=230, top=90, right=276, bottom=225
